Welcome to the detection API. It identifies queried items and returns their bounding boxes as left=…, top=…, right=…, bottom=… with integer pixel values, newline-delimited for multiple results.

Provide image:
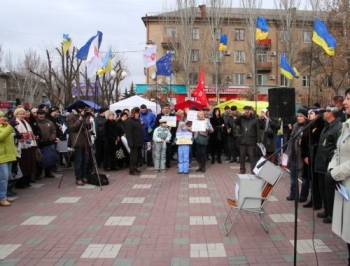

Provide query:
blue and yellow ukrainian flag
left=280, top=53, right=299, bottom=80
left=219, top=34, right=228, bottom=51
left=62, top=34, right=72, bottom=53
left=97, top=47, right=112, bottom=75
left=312, top=18, right=336, bottom=56
left=256, top=16, right=268, bottom=41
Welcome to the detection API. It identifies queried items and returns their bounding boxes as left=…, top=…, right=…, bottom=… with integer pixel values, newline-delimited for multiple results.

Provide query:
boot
left=303, top=200, right=313, bottom=208
left=201, top=159, right=206, bottom=172
left=196, top=158, right=202, bottom=172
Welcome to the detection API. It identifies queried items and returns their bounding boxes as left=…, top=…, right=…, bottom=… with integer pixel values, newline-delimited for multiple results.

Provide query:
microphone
left=313, top=107, right=339, bottom=113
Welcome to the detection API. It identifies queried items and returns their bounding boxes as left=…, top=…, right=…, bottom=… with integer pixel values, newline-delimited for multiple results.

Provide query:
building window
left=303, top=31, right=312, bottom=43
left=2, top=80, right=7, bottom=89
left=257, top=74, right=267, bottom=85
left=212, top=50, right=222, bottom=63
left=234, top=29, right=245, bottom=41
left=189, top=73, right=198, bottom=85
left=280, top=75, right=288, bottom=86
left=234, top=51, right=245, bottom=63
left=234, top=73, right=245, bottom=85
left=190, top=50, right=199, bottom=62
left=191, top=28, right=199, bottom=40
left=280, top=30, right=287, bottom=42
left=302, top=75, right=310, bottom=87
left=165, top=27, right=176, bottom=37
left=213, top=28, right=221, bottom=40
left=257, top=52, right=267, bottom=62
left=212, top=74, right=222, bottom=85
left=326, top=75, right=333, bottom=87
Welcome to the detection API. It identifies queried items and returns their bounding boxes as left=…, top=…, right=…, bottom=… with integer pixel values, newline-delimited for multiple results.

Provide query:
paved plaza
left=0, top=160, right=348, bottom=265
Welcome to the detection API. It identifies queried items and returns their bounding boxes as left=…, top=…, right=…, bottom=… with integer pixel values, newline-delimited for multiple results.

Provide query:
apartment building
left=139, top=5, right=337, bottom=106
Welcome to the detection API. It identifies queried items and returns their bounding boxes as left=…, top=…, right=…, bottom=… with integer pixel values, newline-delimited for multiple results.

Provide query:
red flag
left=192, top=67, right=209, bottom=107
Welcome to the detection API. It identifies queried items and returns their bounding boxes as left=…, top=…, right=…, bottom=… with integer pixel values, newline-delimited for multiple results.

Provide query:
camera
left=81, top=107, right=92, bottom=118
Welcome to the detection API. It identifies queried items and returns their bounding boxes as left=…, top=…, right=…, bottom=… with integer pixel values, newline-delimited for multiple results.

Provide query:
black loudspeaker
left=268, top=88, right=295, bottom=118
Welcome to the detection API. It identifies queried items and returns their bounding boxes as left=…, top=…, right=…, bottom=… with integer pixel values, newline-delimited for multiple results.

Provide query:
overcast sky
left=0, top=0, right=289, bottom=88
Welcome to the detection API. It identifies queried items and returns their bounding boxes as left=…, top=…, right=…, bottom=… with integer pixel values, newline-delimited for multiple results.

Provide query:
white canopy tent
left=109, top=95, right=160, bottom=114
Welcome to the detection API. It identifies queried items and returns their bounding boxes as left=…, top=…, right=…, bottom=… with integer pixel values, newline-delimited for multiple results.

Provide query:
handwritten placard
left=191, top=120, right=206, bottom=132
left=161, top=116, right=176, bottom=127
left=187, top=110, right=198, bottom=121
left=176, top=132, right=193, bottom=145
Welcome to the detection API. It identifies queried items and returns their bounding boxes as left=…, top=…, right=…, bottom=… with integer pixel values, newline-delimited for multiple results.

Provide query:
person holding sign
left=176, top=122, right=192, bottom=174
left=194, top=111, right=213, bottom=172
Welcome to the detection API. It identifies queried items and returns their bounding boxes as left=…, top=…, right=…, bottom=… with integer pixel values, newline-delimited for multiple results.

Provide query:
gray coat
left=328, top=119, right=350, bottom=243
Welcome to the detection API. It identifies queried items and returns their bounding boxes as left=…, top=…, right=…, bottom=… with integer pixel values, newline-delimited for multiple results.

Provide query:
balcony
left=256, top=39, right=271, bottom=49
left=161, top=37, right=179, bottom=49
left=257, top=61, right=272, bottom=72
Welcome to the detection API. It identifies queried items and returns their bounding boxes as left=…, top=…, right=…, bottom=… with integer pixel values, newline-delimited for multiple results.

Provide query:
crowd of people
left=1, top=94, right=350, bottom=264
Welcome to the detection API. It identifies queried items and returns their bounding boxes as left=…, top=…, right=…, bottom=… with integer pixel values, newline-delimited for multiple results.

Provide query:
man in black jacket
left=94, top=108, right=107, bottom=168
left=234, top=105, right=260, bottom=174
left=314, top=107, right=342, bottom=224
left=125, top=107, right=144, bottom=175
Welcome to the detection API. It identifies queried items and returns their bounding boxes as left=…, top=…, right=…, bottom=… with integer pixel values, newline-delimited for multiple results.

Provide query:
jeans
left=178, top=145, right=190, bottom=173
left=154, top=142, right=167, bottom=170
left=0, top=162, right=12, bottom=200
left=73, top=146, right=89, bottom=181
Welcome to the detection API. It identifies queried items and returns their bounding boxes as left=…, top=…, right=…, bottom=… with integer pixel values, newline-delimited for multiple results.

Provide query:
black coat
left=125, top=117, right=144, bottom=148
left=95, top=114, right=106, bottom=139
left=210, top=115, right=225, bottom=141
left=104, top=119, right=120, bottom=145
left=235, top=114, right=260, bottom=145
left=314, top=118, right=342, bottom=174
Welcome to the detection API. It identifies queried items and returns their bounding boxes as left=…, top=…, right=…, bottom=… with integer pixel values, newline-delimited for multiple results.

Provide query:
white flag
left=86, top=35, right=103, bottom=78
left=143, top=45, right=157, bottom=68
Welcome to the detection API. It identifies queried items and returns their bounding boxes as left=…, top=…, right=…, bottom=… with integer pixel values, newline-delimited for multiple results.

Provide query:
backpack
left=87, top=173, right=109, bottom=186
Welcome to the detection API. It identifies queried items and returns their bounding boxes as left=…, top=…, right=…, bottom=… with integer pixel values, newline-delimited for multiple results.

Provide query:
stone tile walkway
left=0, top=159, right=348, bottom=265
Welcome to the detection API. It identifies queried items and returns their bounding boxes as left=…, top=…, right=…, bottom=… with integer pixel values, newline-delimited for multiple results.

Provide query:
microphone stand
left=256, top=117, right=318, bottom=266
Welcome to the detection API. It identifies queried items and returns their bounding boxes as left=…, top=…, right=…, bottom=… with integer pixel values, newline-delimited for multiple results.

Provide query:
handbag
left=115, top=147, right=125, bottom=159
left=41, top=144, right=59, bottom=168
left=35, top=147, right=42, bottom=162
left=195, top=134, right=208, bottom=146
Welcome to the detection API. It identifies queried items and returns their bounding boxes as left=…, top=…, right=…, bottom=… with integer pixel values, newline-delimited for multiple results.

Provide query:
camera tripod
left=58, top=116, right=103, bottom=190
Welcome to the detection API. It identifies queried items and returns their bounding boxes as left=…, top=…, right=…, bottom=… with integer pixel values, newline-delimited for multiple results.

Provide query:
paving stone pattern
left=0, top=160, right=348, bottom=265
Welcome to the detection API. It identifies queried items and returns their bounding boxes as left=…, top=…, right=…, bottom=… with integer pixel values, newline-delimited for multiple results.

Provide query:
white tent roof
left=109, top=95, right=160, bottom=114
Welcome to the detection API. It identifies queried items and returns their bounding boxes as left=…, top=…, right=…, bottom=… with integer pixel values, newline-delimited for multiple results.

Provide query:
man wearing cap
left=66, top=102, right=91, bottom=185
left=314, top=105, right=342, bottom=223
left=152, top=118, right=172, bottom=173
left=222, top=105, right=232, bottom=161
left=234, top=105, right=260, bottom=174
left=94, top=108, right=108, bottom=168
left=140, top=104, right=156, bottom=166
left=226, top=106, right=240, bottom=163
left=36, top=109, right=58, bottom=178
left=155, top=104, right=176, bottom=168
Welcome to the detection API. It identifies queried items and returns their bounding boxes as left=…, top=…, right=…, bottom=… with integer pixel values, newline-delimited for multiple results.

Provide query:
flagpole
left=307, top=43, right=315, bottom=108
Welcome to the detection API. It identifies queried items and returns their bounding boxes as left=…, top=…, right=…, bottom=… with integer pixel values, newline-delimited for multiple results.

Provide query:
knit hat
left=231, top=106, right=237, bottom=111
left=297, top=107, right=308, bottom=118
left=159, top=118, right=167, bottom=124
left=178, top=121, right=186, bottom=128
left=37, top=109, right=46, bottom=115
left=48, top=107, right=58, bottom=114
left=105, top=110, right=114, bottom=119
left=99, top=107, right=108, bottom=114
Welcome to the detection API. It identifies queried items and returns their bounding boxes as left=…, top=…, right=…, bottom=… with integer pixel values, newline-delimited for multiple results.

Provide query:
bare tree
left=5, top=49, right=47, bottom=106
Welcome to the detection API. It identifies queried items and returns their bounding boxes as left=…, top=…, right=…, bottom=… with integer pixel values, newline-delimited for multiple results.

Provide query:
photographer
left=66, top=102, right=91, bottom=186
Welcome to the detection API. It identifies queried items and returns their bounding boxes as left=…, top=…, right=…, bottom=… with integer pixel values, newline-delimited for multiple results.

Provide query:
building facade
left=138, top=6, right=337, bottom=107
